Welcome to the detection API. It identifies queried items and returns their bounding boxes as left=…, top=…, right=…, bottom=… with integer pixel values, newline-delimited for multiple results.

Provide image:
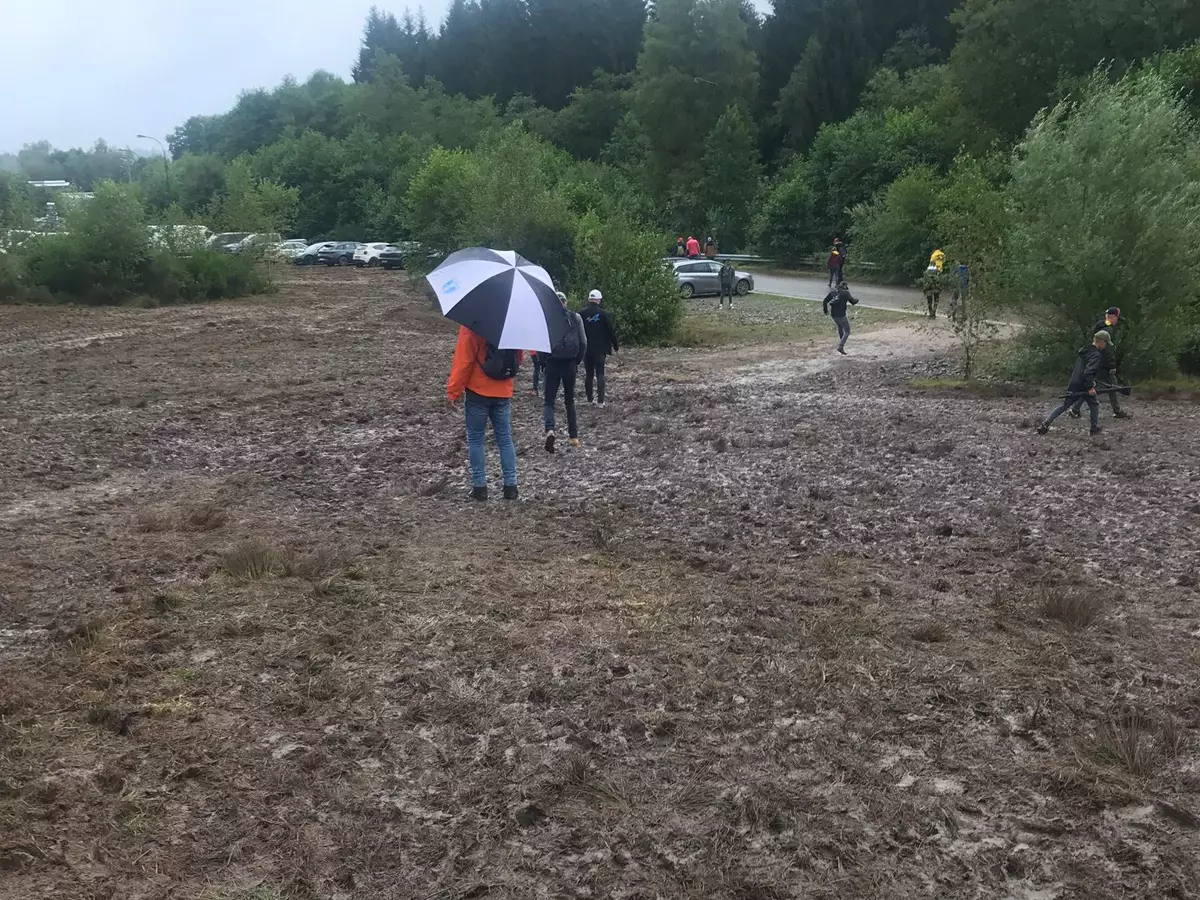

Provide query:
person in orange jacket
left=446, top=326, right=523, bottom=501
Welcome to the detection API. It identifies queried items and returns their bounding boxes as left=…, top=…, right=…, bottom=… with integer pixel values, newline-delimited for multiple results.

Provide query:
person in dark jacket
left=822, top=281, right=858, bottom=354
left=1069, top=307, right=1129, bottom=420
left=543, top=292, right=588, bottom=452
left=1037, top=331, right=1110, bottom=436
left=827, top=249, right=843, bottom=288
left=673, top=236, right=687, bottom=258
left=718, top=260, right=736, bottom=310
left=581, top=289, right=619, bottom=406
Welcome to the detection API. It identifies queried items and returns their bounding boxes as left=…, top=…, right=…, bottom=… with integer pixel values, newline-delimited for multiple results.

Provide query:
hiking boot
left=1090, top=425, right=1104, bottom=436
left=1035, top=423, right=1049, bottom=435
left=503, top=485, right=519, bottom=501
left=471, top=486, right=488, bottom=502
left=569, top=438, right=581, bottom=449
left=1113, top=410, right=1132, bottom=419
left=1068, top=408, right=1081, bottom=419
left=544, top=431, right=556, bottom=454
left=837, top=346, right=847, bottom=355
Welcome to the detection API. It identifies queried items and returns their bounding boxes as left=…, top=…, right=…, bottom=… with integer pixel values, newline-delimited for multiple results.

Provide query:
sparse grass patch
left=135, top=506, right=174, bottom=533
left=220, top=538, right=287, bottom=579
left=911, top=620, right=949, bottom=643
left=1039, top=586, right=1104, bottom=629
left=1090, top=708, right=1185, bottom=778
left=905, top=377, right=1039, bottom=399
left=185, top=499, right=229, bottom=531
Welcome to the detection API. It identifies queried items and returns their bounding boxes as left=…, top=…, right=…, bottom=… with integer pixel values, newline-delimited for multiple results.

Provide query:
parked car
left=317, top=242, right=362, bottom=266
left=208, top=232, right=252, bottom=253
left=670, top=259, right=754, bottom=298
left=294, top=242, right=337, bottom=266
left=228, top=233, right=282, bottom=254
left=353, top=242, right=392, bottom=267
left=271, top=239, right=310, bottom=260
left=378, top=245, right=406, bottom=270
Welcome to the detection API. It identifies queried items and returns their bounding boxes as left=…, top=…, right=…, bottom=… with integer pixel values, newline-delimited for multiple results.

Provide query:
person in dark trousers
left=1037, top=331, right=1111, bottom=436
left=543, top=291, right=587, bottom=452
left=718, top=260, right=736, bottom=309
left=1070, top=307, right=1129, bottom=420
left=704, top=237, right=718, bottom=259
left=581, top=289, right=619, bottom=406
left=822, top=281, right=858, bottom=354
left=834, top=237, right=848, bottom=278
left=529, top=351, right=545, bottom=396
left=827, top=248, right=843, bottom=288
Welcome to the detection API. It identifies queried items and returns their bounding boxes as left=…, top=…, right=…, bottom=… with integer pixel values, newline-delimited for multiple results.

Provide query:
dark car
left=294, top=241, right=336, bottom=266
left=317, top=242, right=361, bottom=266
left=378, top=246, right=406, bottom=270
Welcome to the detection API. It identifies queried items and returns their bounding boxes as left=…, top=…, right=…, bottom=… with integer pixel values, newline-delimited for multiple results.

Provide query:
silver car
left=671, top=259, right=754, bottom=298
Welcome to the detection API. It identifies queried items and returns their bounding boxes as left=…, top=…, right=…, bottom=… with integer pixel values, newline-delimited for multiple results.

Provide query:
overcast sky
left=1, top=0, right=774, bottom=154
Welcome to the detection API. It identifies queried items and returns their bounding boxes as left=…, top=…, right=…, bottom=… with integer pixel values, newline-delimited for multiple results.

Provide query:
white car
left=353, top=242, right=392, bottom=267
left=272, top=239, right=310, bottom=260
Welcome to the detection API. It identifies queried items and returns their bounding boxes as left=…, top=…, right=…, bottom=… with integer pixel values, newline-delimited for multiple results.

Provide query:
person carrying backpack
left=543, top=292, right=587, bottom=453
left=581, top=289, right=619, bottom=406
left=446, top=326, right=523, bottom=502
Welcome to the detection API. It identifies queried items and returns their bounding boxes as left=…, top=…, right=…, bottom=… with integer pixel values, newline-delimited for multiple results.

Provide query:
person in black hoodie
left=1036, top=331, right=1109, bottom=436
left=580, top=289, right=619, bottom=406
left=822, top=281, right=858, bottom=354
left=1069, top=306, right=1129, bottom=420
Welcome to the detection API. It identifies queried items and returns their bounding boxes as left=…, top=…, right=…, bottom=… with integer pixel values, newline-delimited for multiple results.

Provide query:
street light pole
left=137, top=134, right=171, bottom=202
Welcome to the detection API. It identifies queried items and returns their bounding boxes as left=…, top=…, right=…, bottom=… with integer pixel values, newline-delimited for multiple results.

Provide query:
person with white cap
left=581, top=289, right=619, bottom=407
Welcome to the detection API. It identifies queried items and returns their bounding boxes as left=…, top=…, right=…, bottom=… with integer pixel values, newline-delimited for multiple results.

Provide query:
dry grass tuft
left=185, top=499, right=229, bottom=531
left=1040, top=586, right=1104, bottom=630
left=135, top=507, right=174, bottom=533
left=1091, top=708, right=1186, bottom=778
left=910, top=621, right=949, bottom=643
left=283, top=544, right=343, bottom=580
left=221, top=538, right=287, bottom=580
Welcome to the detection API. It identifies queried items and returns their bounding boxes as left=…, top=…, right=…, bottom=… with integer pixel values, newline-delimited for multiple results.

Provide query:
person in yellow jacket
left=930, top=248, right=946, bottom=273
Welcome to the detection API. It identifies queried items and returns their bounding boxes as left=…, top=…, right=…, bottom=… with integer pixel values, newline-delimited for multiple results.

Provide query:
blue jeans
left=464, top=392, right=517, bottom=488
left=530, top=355, right=543, bottom=393
left=1045, top=394, right=1099, bottom=430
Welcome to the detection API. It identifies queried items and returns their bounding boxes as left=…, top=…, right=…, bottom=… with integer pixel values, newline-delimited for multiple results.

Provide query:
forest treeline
left=2, top=0, right=1200, bottom=370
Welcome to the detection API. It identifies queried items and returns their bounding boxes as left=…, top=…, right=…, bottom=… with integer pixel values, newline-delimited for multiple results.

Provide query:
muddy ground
left=1, top=269, right=1198, bottom=900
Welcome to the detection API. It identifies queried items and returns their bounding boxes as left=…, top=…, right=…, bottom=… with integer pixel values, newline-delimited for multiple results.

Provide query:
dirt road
left=1, top=270, right=1198, bottom=900
left=753, top=270, right=926, bottom=314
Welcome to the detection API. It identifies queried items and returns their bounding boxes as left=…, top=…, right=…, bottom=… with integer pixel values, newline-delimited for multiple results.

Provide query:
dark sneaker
left=1068, top=408, right=1081, bottom=419
left=503, top=485, right=519, bottom=501
left=471, top=486, right=488, bottom=502
left=837, top=347, right=847, bottom=355
left=1035, top=423, right=1049, bottom=435
left=544, top=431, right=556, bottom=454
left=1090, top=425, right=1104, bottom=436
left=1113, top=410, right=1132, bottom=419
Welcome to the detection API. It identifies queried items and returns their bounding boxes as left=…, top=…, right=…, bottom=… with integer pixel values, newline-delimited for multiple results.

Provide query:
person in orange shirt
left=686, top=235, right=701, bottom=259
left=446, top=326, right=523, bottom=501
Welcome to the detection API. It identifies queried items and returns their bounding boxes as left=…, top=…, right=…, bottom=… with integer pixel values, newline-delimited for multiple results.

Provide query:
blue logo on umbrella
left=442, top=279, right=459, bottom=295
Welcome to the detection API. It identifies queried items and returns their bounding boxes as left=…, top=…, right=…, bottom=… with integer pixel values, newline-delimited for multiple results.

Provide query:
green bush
left=8, top=182, right=269, bottom=306
left=570, top=211, right=682, bottom=345
left=850, top=166, right=944, bottom=282
left=1001, top=70, right=1200, bottom=379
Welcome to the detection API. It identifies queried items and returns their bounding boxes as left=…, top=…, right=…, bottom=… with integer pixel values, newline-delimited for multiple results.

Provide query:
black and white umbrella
left=426, top=247, right=566, bottom=353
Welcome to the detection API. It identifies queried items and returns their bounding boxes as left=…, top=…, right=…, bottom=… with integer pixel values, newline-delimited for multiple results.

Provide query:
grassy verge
left=673, top=292, right=908, bottom=348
